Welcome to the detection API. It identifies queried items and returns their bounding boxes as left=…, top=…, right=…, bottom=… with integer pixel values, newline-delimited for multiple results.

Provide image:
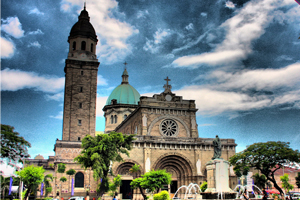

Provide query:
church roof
left=68, top=6, right=97, bottom=42
left=105, top=68, right=140, bottom=105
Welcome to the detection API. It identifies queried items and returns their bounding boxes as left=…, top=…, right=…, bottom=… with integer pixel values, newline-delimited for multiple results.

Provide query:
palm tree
left=129, top=164, right=140, bottom=179
left=44, top=174, right=53, bottom=197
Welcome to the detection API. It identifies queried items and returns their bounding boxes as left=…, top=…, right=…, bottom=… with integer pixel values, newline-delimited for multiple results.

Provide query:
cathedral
left=27, top=6, right=237, bottom=199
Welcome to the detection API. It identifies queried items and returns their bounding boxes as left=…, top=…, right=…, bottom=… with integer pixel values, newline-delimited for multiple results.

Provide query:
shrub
left=154, top=191, right=170, bottom=200
left=200, top=181, right=207, bottom=192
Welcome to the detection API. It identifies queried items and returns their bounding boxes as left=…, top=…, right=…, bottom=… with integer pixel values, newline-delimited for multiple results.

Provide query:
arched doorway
left=153, top=154, right=194, bottom=198
left=75, top=172, right=84, bottom=188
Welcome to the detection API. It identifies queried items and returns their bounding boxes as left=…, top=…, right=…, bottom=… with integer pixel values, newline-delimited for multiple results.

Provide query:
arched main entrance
left=153, top=154, right=194, bottom=197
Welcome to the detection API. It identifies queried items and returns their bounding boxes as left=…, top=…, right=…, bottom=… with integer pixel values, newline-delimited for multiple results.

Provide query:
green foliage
left=296, top=172, right=300, bottom=189
left=153, top=191, right=170, bottom=200
left=200, top=181, right=207, bottom=192
left=44, top=174, right=53, bottom=197
left=60, top=177, right=67, bottom=182
left=129, top=164, right=141, bottom=174
left=280, top=173, right=294, bottom=193
left=66, top=169, right=76, bottom=176
left=74, top=132, right=135, bottom=196
left=57, top=163, right=66, bottom=173
left=45, top=187, right=52, bottom=194
left=229, top=141, right=300, bottom=195
left=49, top=163, right=54, bottom=168
left=131, top=169, right=172, bottom=200
left=16, top=165, right=45, bottom=200
left=253, top=173, right=267, bottom=189
left=1, top=124, right=31, bottom=162
left=109, top=174, right=122, bottom=193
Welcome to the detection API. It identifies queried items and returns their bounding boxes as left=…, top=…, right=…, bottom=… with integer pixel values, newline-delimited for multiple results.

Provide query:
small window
left=114, top=115, right=117, bottom=123
left=81, top=41, right=86, bottom=50
left=78, top=137, right=81, bottom=141
left=91, top=43, right=94, bottom=52
left=72, top=41, right=76, bottom=50
left=79, top=103, right=82, bottom=108
left=81, top=71, right=83, bottom=75
left=80, top=87, right=83, bottom=92
left=111, top=115, right=114, bottom=124
left=78, top=120, right=82, bottom=126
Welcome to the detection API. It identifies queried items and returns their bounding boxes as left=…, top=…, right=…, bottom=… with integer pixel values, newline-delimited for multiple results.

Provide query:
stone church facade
left=26, top=6, right=237, bottom=199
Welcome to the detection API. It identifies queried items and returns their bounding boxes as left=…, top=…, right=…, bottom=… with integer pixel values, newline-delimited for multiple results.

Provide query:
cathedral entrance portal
left=120, top=180, right=133, bottom=200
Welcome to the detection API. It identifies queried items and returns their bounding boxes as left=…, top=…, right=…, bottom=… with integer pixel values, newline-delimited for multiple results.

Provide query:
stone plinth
left=206, top=158, right=231, bottom=192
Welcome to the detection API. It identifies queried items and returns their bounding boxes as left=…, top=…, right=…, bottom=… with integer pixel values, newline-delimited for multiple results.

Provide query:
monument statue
left=212, top=135, right=222, bottom=159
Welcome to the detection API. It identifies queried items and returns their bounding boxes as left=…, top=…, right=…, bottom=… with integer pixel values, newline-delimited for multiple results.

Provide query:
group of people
left=241, top=188, right=269, bottom=200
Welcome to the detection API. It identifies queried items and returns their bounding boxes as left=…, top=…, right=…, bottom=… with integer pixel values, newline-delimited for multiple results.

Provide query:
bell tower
left=62, top=6, right=100, bottom=141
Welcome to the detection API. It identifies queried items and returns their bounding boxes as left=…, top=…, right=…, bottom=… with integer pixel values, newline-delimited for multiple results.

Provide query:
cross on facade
left=164, top=76, right=171, bottom=86
left=163, top=76, right=172, bottom=93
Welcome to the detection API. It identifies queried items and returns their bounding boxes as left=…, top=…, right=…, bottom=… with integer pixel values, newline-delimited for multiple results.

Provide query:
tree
left=280, top=174, right=294, bottom=193
left=66, top=169, right=76, bottom=194
left=1, top=175, right=11, bottom=197
left=16, top=165, right=45, bottom=200
left=130, top=169, right=172, bottom=200
left=108, top=174, right=122, bottom=196
left=74, top=132, right=135, bottom=197
left=1, top=124, right=31, bottom=162
left=129, top=164, right=141, bottom=179
left=200, top=181, right=207, bottom=192
left=253, top=173, right=267, bottom=190
left=229, top=141, right=300, bottom=196
left=44, top=174, right=53, bottom=197
left=296, top=172, right=300, bottom=189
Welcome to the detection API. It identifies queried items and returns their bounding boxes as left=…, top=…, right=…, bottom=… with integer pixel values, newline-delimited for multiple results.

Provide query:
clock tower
left=62, top=6, right=100, bottom=141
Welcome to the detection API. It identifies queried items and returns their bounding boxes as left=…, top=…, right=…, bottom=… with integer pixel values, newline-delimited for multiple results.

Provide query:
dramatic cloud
left=1, top=17, right=25, bottom=38
left=143, top=28, right=173, bottom=54
left=28, top=41, right=41, bottom=48
left=1, top=68, right=65, bottom=93
left=97, top=75, right=108, bottom=86
left=172, top=0, right=289, bottom=68
left=28, top=29, right=44, bottom=35
left=28, top=8, right=45, bottom=15
left=1, top=37, right=15, bottom=58
left=60, top=0, right=138, bottom=64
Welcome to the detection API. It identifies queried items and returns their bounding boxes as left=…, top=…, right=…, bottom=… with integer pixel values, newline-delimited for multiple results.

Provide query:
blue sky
left=1, top=0, right=300, bottom=159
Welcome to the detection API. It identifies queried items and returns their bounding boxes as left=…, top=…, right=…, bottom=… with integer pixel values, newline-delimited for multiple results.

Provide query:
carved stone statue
left=212, top=135, right=222, bottom=159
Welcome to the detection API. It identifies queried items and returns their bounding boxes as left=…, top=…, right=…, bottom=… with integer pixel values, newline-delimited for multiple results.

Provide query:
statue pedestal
left=206, top=158, right=231, bottom=192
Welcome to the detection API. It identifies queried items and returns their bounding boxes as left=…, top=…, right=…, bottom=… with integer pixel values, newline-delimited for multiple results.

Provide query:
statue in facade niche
left=212, top=135, right=222, bottom=159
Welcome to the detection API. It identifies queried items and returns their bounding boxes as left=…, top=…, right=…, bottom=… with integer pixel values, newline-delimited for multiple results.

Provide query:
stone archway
left=153, top=153, right=195, bottom=195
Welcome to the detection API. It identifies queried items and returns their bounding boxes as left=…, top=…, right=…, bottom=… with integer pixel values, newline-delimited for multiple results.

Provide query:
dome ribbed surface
left=69, top=9, right=97, bottom=41
left=106, top=84, right=140, bottom=105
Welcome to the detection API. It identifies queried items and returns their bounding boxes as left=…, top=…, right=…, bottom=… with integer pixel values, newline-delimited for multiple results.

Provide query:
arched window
left=124, top=114, right=127, bottom=120
left=72, top=41, right=76, bottom=50
left=91, top=43, right=94, bottom=52
left=111, top=115, right=114, bottom=124
left=75, top=172, right=84, bottom=188
left=81, top=41, right=86, bottom=50
left=114, top=115, right=117, bottom=123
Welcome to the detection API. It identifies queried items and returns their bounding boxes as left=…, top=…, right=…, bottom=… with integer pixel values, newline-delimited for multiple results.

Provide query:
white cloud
left=143, top=28, right=172, bottom=54
left=60, top=0, right=139, bottom=64
left=46, top=92, right=64, bottom=101
left=225, top=1, right=236, bottom=9
left=1, top=37, right=15, bottom=59
left=96, top=95, right=108, bottom=117
left=201, top=12, right=207, bottom=17
left=28, top=29, right=44, bottom=35
left=1, top=68, right=65, bottom=93
left=209, top=63, right=300, bottom=91
left=28, top=41, right=41, bottom=48
left=1, top=17, right=25, bottom=38
left=50, top=111, right=63, bottom=120
left=137, top=10, right=149, bottom=19
left=97, top=75, right=108, bottom=86
left=28, top=8, right=45, bottom=15
left=185, top=23, right=194, bottom=31
left=172, top=0, right=288, bottom=68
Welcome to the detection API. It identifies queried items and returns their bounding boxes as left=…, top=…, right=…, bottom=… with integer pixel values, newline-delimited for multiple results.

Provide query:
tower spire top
left=84, top=1, right=86, bottom=10
left=122, top=62, right=129, bottom=84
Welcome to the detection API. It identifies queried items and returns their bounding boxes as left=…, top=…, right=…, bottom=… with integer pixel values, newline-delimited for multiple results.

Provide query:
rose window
left=160, top=119, right=178, bottom=136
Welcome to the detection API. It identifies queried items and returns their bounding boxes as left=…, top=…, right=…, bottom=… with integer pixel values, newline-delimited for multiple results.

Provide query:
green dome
left=106, top=84, right=140, bottom=105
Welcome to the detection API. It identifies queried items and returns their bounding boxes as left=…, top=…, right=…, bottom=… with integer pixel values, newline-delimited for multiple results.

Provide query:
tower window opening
left=114, top=115, right=117, bottom=123
left=91, top=43, right=94, bottom=52
left=111, top=115, right=114, bottom=124
left=79, top=103, right=82, bottom=108
left=78, top=137, right=81, bottom=141
left=78, top=120, right=82, bottom=126
left=81, top=41, right=86, bottom=50
left=72, top=41, right=76, bottom=50
left=80, top=87, right=83, bottom=92
left=81, top=71, right=83, bottom=75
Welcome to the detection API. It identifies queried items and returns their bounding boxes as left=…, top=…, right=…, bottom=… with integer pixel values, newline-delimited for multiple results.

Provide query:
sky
left=1, top=0, right=300, bottom=159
